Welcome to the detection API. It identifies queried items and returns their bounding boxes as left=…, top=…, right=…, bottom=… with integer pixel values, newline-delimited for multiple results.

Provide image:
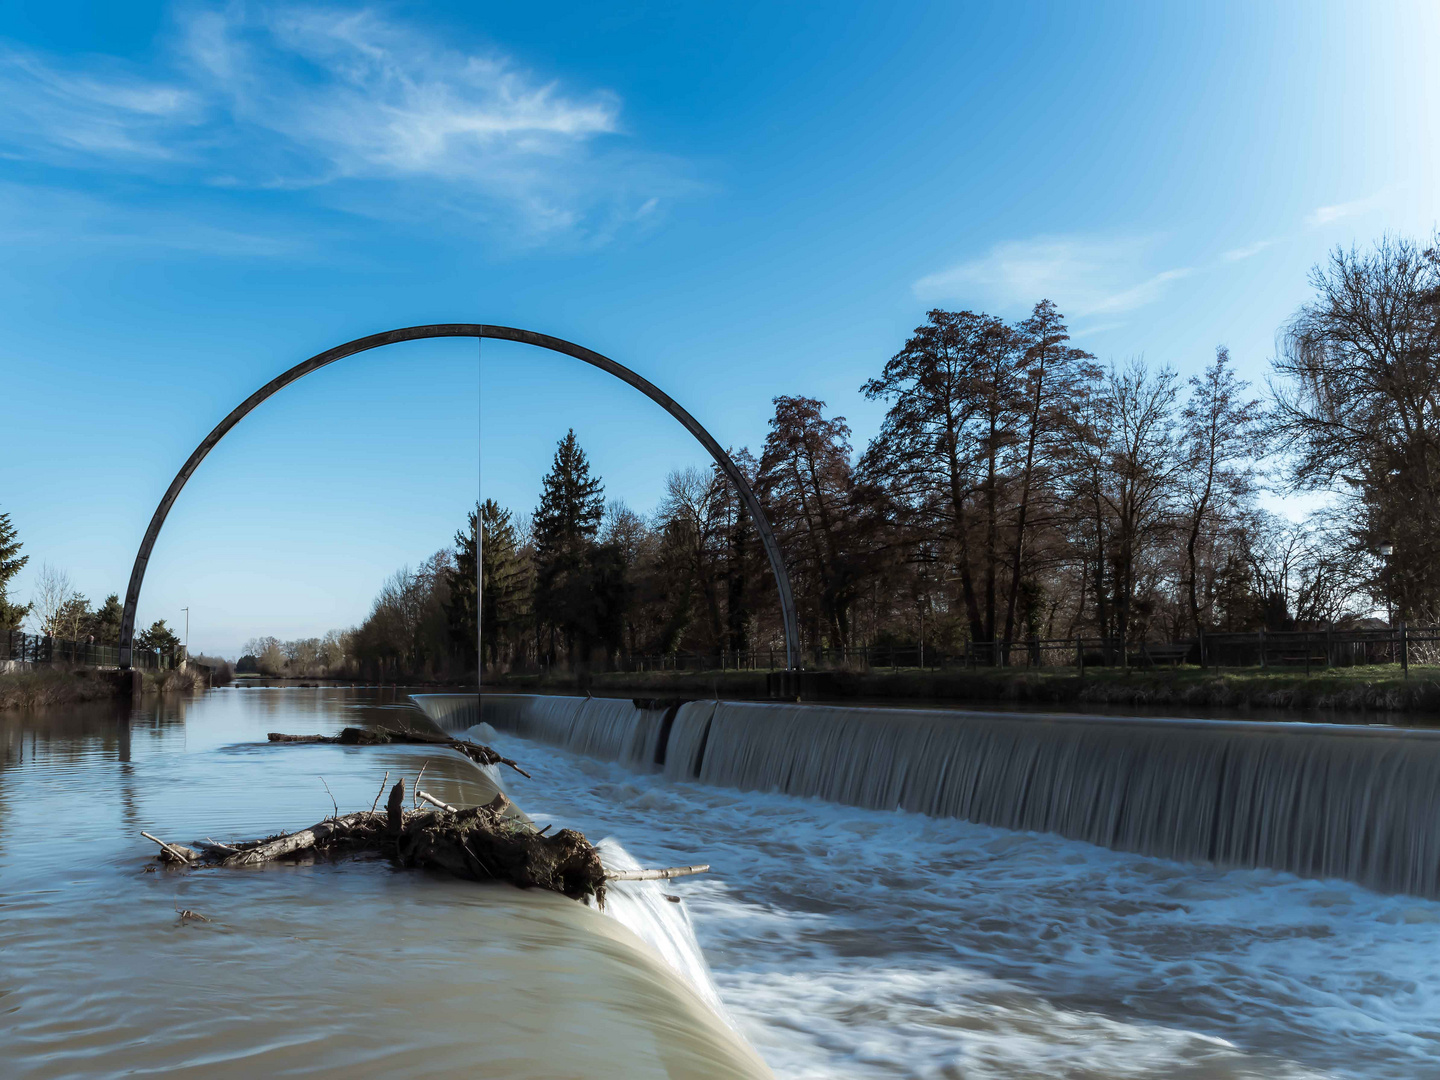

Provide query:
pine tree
left=446, top=500, right=530, bottom=672
left=448, top=507, right=478, bottom=666
left=533, top=430, right=605, bottom=557
left=0, top=508, right=31, bottom=632
left=91, top=594, right=124, bottom=645
left=532, top=430, right=606, bottom=666
left=135, top=619, right=180, bottom=655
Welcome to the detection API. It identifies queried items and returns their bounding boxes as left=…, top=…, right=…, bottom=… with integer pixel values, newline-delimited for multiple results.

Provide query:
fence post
left=1325, top=627, right=1333, bottom=668
left=1401, top=621, right=1409, bottom=678
left=1198, top=628, right=1206, bottom=669
left=1076, top=637, right=1084, bottom=678
left=1258, top=628, right=1266, bottom=669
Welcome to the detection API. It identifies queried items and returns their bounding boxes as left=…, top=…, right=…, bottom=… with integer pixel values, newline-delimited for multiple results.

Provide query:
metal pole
left=477, top=337, right=483, bottom=698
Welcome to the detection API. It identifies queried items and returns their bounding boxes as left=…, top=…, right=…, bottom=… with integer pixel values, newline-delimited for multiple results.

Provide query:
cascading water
left=467, top=716, right=729, bottom=1017
left=416, top=693, right=1440, bottom=899
left=595, top=838, right=732, bottom=1022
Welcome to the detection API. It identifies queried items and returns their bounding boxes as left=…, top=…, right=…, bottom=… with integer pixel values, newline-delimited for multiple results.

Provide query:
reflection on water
left=0, top=688, right=769, bottom=1079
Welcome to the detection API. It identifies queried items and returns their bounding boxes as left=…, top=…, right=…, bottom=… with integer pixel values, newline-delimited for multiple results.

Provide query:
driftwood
left=604, top=864, right=710, bottom=882
left=142, top=779, right=616, bottom=905
left=146, top=725, right=715, bottom=911
left=267, top=727, right=531, bottom=778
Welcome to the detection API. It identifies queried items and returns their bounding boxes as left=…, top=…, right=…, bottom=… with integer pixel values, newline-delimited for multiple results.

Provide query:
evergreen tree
left=90, top=594, right=124, bottom=645
left=447, top=500, right=530, bottom=672
left=532, top=430, right=607, bottom=666
left=448, top=507, right=478, bottom=666
left=0, top=508, right=30, bottom=632
left=135, top=619, right=181, bottom=655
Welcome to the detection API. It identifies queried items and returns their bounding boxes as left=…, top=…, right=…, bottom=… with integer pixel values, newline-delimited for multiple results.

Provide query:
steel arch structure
left=118, top=324, right=800, bottom=671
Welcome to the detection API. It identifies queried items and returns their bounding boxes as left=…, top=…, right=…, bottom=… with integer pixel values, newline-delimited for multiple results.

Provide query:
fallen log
left=267, top=727, right=531, bottom=777
left=142, top=779, right=611, bottom=906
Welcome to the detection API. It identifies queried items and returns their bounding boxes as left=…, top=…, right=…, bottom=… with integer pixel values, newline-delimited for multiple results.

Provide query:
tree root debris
left=267, top=727, right=532, bottom=778
left=140, top=778, right=709, bottom=910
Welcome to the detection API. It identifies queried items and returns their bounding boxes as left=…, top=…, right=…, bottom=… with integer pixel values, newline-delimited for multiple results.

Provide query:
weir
left=414, top=693, right=1440, bottom=899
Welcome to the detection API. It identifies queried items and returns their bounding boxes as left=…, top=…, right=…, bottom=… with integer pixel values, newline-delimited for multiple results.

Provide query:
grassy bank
left=0, top=667, right=209, bottom=711
left=490, top=664, right=1440, bottom=718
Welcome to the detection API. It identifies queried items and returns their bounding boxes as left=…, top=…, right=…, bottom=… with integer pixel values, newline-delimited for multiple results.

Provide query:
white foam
left=596, top=838, right=732, bottom=1023
left=468, top=722, right=1440, bottom=1079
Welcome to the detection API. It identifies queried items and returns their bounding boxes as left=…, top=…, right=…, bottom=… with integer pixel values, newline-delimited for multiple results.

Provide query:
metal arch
left=117, top=324, right=801, bottom=671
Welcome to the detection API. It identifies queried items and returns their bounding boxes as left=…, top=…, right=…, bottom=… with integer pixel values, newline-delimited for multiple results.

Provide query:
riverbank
left=0, top=667, right=207, bottom=710
left=491, top=664, right=1440, bottom=718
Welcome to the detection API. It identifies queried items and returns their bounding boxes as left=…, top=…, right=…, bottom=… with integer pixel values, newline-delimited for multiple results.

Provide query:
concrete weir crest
left=118, top=324, right=800, bottom=670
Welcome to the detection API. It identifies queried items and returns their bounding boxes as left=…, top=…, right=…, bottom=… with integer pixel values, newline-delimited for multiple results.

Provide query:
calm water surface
left=0, top=688, right=766, bottom=1079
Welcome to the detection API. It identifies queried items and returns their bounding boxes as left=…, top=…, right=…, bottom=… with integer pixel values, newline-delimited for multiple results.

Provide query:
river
left=2, top=687, right=1438, bottom=1077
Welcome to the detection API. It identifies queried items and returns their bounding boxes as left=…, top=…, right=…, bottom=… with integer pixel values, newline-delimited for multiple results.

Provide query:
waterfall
left=412, top=693, right=1440, bottom=899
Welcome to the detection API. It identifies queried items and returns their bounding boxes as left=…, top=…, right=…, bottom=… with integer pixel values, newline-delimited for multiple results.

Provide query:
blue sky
left=1, top=1, right=1437, bottom=657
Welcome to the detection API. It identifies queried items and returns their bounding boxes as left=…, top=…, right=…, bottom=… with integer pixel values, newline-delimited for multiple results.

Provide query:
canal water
left=0, top=687, right=767, bottom=1079
left=3, top=687, right=1438, bottom=1078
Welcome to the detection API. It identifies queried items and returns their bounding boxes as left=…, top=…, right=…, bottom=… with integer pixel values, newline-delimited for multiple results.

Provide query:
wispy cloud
left=914, top=235, right=1191, bottom=319
left=0, top=5, right=683, bottom=244
left=1222, top=239, right=1274, bottom=262
left=1308, top=192, right=1386, bottom=227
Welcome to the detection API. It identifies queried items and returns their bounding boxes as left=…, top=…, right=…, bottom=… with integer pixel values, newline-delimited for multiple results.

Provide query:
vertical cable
left=483, top=334, right=489, bottom=696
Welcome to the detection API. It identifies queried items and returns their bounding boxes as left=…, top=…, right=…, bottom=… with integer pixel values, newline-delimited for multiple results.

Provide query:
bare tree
left=1178, top=347, right=1266, bottom=633
left=1270, top=233, right=1440, bottom=618
left=30, top=564, right=75, bottom=637
left=759, top=396, right=859, bottom=648
left=1001, top=300, right=1099, bottom=646
left=1088, top=361, right=1181, bottom=642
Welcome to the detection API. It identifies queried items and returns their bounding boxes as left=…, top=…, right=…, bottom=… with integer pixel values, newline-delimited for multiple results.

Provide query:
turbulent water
left=440, top=695, right=1440, bottom=899
left=413, top=693, right=1440, bottom=1078
left=0, top=689, right=767, bottom=1079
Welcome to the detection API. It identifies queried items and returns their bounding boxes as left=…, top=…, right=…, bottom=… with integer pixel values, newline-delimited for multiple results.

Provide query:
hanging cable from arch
left=483, top=334, right=489, bottom=696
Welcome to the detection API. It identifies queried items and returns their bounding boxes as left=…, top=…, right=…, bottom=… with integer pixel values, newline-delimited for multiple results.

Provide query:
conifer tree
left=135, top=619, right=180, bottom=655
left=0, top=508, right=31, bottom=632
left=91, top=594, right=124, bottom=645
left=533, top=430, right=606, bottom=666
left=447, top=501, right=530, bottom=672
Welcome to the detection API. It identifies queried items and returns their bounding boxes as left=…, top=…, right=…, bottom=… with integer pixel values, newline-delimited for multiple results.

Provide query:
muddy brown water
left=0, top=687, right=769, bottom=1079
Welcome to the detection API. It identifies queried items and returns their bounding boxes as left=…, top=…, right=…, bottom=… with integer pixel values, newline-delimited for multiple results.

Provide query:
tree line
left=12, top=230, right=1437, bottom=680
left=238, top=231, right=1433, bottom=680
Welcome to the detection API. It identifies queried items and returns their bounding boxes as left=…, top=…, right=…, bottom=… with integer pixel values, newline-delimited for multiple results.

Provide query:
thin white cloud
left=0, top=48, right=202, bottom=160
left=914, top=235, right=1190, bottom=318
left=1308, top=192, right=1386, bottom=227
left=1222, top=239, right=1274, bottom=262
left=0, top=5, right=679, bottom=243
